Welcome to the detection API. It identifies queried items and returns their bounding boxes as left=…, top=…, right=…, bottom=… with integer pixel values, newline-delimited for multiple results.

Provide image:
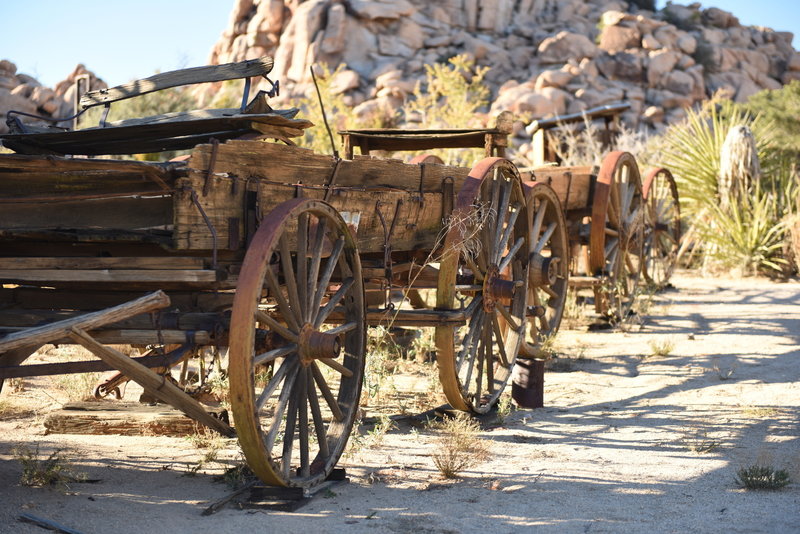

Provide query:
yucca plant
left=656, top=97, right=798, bottom=274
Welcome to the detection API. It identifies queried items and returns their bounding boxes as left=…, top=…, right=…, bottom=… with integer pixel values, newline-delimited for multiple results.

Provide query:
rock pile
left=0, top=61, right=105, bottom=135
left=209, top=0, right=799, bottom=133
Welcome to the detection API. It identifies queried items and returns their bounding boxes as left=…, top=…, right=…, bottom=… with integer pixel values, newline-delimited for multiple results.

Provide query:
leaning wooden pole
left=68, top=327, right=234, bottom=437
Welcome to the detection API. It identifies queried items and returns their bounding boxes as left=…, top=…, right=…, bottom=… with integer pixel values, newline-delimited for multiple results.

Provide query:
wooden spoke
left=254, top=344, right=297, bottom=366
left=279, top=234, right=303, bottom=328
left=256, top=357, right=296, bottom=411
left=280, top=385, right=299, bottom=478
left=533, top=222, right=557, bottom=254
left=319, top=357, right=354, bottom=378
left=311, top=236, right=345, bottom=313
left=496, top=301, right=520, bottom=331
left=314, top=278, right=355, bottom=328
left=531, top=200, right=547, bottom=242
left=265, top=364, right=300, bottom=450
left=496, top=203, right=522, bottom=263
left=264, top=266, right=300, bottom=331
left=306, top=370, right=330, bottom=458
left=297, top=367, right=310, bottom=477
left=306, top=218, right=328, bottom=318
left=311, top=362, right=344, bottom=422
left=255, top=310, right=298, bottom=343
left=491, top=314, right=510, bottom=367
left=296, top=213, right=310, bottom=323
left=499, top=236, right=525, bottom=272
left=325, top=321, right=357, bottom=335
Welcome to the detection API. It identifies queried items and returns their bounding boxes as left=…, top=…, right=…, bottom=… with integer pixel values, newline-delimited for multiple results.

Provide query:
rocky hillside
left=0, top=61, right=106, bottom=135
left=2, top=1, right=798, bottom=140
left=209, top=0, right=799, bottom=132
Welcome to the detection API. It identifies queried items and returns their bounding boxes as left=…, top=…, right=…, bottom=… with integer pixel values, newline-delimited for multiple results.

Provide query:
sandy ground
left=0, top=271, right=798, bottom=534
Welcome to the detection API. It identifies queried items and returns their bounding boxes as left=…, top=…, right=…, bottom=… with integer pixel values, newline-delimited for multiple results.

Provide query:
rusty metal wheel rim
left=642, top=167, right=681, bottom=288
left=229, top=198, right=365, bottom=488
left=521, top=182, right=569, bottom=358
left=589, top=151, right=644, bottom=320
left=435, top=158, right=529, bottom=414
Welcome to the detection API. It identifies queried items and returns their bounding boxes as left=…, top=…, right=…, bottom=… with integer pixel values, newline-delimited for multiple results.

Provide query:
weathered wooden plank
left=80, top=56, right=274, bottom=108
left=44, top=402, right=229, bottom=437
left=0, top=257, right=204, bottom=270
left=0, top=269, right=219, bottom=284
left=105, top=108, right=309, bottom=130
left=68, top=327, right=234, bottom=436
left=0, top=287, right=235, bottom=314
left=0, top=291, right=170, bottom=353
left=0, top=154, right=176, bottom=199
left=0, top=309, right=223, bottom=332
left=1, top=117, right=305, bottom=156
left=174, top=170, right=450, bottom=253
left=187, top=139, right=471, bottom=192
left=523, top=167, right=594, bottom=211
left=0, top=196, right=172, bottom=231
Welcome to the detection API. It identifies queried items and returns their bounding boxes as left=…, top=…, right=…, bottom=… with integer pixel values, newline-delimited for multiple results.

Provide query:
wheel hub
left=482, top=265, right=520, bottom=312
left=530, top=253, right=560, bottom=287
left=298, top=323, right=342, bottom=366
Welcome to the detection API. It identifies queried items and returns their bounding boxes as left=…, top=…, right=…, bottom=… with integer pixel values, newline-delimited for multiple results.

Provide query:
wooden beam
left=0, top=291, right=170, bottom=353
left=0, top=257, right=205, bottom=270
left=0, top=269, right=220, bottom=284
left=68, top=327, right=234, bottom=436
left=80, top=56, right=274, bottom=108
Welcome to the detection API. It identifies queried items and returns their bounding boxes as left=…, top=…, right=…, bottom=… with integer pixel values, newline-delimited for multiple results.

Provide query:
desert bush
left=743, top=81, right=800, bottom=156
left=735, top=465, right=790, bottom=490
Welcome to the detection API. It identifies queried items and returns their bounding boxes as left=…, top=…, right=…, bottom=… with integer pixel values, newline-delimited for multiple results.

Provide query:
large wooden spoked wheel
left=589, top=151, right=645, bottom=321
left=521, top=182, right=569, bottom=357
left=435, top=158, right=529, bottom=414
left=642, top=167, right=681, bottom=288
left=229, top=198, right=366, bottom=488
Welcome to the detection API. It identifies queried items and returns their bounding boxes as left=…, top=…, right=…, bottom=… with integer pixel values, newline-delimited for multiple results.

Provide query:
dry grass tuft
left=735, top=465, right=790, bottom=490
left=430, top=413, right=489, bottom=479
left=14, top=445, right=86, bottom=490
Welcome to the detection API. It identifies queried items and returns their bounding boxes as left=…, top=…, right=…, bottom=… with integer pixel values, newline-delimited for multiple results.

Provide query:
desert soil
left=0, top=271, right=798, bottom=534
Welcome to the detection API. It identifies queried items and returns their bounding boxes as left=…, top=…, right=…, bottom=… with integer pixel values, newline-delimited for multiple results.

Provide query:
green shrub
left=404, top=54, right=491, bottom=166
left=744, top=81, right=800, bottom=156
left=736, top=465, right=791, bottom=490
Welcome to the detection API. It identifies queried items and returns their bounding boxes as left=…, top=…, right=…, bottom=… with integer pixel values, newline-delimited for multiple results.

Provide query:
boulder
left=641, top=33, right=661, bottom=50
left=645, top=88, right=692, bottom=108
left=702, top=7, right=739, bottom=29
left=348, top=0, right=416, bottom=20
left=534, top=68, right=573, bottom=90
left=598, top=24, right=641, bottom=53
left=677, top=34, right=697, bottom=55
left=643, top=105, right=665, bottom=124
left=329, top=69, right=360, bottom=94
left=0, top=59, right=17, bottom=76
left=595, top=51, right=643, bottom=82
left=537, top=31, right=599, bottom=63
left=647, top=49, right=680, bottom=87
left=663, top=70, right=694, bottom=94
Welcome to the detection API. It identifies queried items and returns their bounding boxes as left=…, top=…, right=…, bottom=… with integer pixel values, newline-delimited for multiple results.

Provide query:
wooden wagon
left=0, top=57, right=569, bottom=489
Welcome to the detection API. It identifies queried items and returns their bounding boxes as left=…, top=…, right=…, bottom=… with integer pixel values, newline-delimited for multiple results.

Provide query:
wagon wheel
left=521, top=182, right=569, bottom=357
left=435, top=158, right=529, bottom=413
left=229, top=198, right=366, bottom=488
left=642, top=167, right=681, bottom=288
left=589, top=151, right=645, bottom=321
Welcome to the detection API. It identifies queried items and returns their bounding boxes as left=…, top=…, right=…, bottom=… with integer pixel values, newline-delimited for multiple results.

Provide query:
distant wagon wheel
left=229, top=198, right=366, bottom=488
left=589, top=151, right=645, bottom=321
left=520, top=182, right=569, bottom=357
left=642, top=167, right=681, bottom=288
left=435, top=158, right=529, bottom=414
